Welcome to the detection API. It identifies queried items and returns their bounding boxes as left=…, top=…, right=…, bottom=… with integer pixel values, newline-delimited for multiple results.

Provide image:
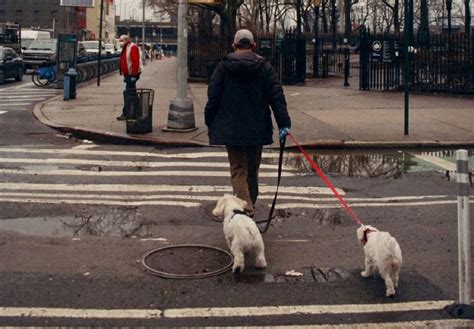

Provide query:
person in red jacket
left=117, top=34, right=143, bottom=121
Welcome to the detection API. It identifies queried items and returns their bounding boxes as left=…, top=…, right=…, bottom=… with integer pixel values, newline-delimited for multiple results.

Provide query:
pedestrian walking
left=117, top=35, right=143, bottom=121
left=204, top=29, right=291, bottom=217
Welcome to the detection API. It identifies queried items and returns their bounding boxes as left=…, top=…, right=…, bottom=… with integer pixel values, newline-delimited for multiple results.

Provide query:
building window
left=16, top=10, right=23, bottom=17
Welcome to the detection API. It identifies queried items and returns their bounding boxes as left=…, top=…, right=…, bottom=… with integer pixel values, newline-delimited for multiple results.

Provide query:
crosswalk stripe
left=0, top=103, right=32, bottom=107
left=274, top=200, right=471, bottom=209
left=0, top=301, right=465, bottom=320
left=0, top=148, right=288, bottom=159
left=0, top=192, right=450, bottom=203
left=0, top=183, right=342, bottom=195
left=0, top=197, right=202, bottom=207
left=0, top=168, right=297, bottom=178
left=164, top=300, right=454, bottom=318
left=1, top=96, right=50, bottom=99
left=1, top=158, right=291, bottom=170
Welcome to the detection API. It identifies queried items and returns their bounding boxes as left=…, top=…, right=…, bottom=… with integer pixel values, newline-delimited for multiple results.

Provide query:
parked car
left=0, top=46, right=24, bottom=84
left=81, top=40, right=105, bottom=55
left=22, top=39, right=57, bottom=71
left=104, top=43, right=116, bottom=56
left=20, top=29, right=52, bottom=51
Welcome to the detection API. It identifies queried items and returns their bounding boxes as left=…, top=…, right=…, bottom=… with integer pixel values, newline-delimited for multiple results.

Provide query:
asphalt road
left=0, top=78, right=473, bottom=327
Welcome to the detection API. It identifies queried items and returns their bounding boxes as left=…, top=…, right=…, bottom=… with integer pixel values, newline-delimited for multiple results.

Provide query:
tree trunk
left=344, top=0, right=351, bottom=37
left=394, top=0, right=400, bottom=34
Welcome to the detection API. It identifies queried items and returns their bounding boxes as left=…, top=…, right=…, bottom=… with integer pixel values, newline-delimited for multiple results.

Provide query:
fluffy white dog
left=212, top=195, right=267, bottom=273
left=356, top=225, right=403, bottom=297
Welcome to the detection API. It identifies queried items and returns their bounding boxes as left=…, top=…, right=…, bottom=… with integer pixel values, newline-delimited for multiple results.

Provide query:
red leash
left=288, top=132, right=363, bottom=226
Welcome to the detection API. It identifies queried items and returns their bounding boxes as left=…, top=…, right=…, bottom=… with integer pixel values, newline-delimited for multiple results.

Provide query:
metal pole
left=457, top=149, right=471, bottom=305
left=296, top=0, right=302, bottom=35
left=142, top=0, right=147, bottom=65
left=403, top=0, right=413, bottom=135
left=165, top=0, right=196, bottom=132
left=313, top=3, right=320, bottom=78
left=446, top=0, right=452, bottom=35
left=332, top=0, right=337, bottom=50
left=97, top=0, right=104, bottom=86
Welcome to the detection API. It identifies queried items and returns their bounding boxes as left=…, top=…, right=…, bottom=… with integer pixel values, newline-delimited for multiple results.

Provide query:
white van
left=21, top=30, right=52, bottom=50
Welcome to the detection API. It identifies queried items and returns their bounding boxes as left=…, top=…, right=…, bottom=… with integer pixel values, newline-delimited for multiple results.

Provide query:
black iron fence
left=188, top=31, right=354, bottom=85
left=360, top=29, right=474, bottom=94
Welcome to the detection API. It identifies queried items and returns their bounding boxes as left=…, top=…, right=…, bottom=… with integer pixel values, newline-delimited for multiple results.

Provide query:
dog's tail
left=387, top=237, right=403, bottom=267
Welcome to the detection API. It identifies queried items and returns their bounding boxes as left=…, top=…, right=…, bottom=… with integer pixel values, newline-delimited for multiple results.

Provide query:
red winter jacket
left=120, top=42, right=142, bottom=76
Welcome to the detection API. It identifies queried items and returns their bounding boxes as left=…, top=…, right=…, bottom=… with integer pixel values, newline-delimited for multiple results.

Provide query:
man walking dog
left=205, top=29, right=291, bottom=217
left=117, top=35, right=143, bottom=121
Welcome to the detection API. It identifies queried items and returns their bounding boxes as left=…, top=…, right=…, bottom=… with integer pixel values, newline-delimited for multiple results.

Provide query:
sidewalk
left=34, top=57, right=474, bottom=149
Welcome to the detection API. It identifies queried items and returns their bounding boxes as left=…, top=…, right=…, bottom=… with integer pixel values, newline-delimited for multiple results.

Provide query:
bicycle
left=32, top=65, right=57, bottom=86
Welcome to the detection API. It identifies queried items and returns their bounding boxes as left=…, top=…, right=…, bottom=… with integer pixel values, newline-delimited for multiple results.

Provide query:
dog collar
left=362, top=229, right=375, bottom=245
left=232, top=209, right=250, bottom=218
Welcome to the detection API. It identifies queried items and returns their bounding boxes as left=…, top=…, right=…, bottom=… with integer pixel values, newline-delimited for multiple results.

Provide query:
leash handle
left=259, top=137, right=285, bottom=233
left=287, top=132, right=362, bottom=226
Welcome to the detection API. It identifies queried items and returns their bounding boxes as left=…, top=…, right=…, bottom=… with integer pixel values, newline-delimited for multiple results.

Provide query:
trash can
left=124, top=88, right=154, bottom=134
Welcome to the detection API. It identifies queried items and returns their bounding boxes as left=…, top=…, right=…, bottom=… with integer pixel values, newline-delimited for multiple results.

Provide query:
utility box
left=63, top=68, right=78, bottom=100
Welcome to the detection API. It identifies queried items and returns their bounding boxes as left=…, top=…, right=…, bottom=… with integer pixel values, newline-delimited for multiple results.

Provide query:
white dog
left=212, top=195, right=267, bottom=273
left=356, top=225, right=403, bottom=297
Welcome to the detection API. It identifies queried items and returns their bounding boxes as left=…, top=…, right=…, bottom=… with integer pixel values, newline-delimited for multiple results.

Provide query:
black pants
left=226, top=145, right=263, bottom=214
left=122, top=74, right=140, bottom=117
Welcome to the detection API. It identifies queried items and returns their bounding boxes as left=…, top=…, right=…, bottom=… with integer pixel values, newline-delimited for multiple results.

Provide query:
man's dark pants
left=226, top=145, right=263, bottom=214
left=122, top=74, right=140, bottom=118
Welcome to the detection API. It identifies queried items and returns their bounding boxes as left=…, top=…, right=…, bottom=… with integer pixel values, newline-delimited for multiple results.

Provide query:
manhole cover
left=141, top=244, right=233, bottom=279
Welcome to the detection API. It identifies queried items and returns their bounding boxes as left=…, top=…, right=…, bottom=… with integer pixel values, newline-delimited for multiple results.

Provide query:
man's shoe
left=116, top=115, right=127, bottom=121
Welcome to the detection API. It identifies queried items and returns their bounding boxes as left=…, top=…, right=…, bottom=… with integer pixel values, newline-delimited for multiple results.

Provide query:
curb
left=32, top=100, right=474, bottom=150
left=32, top=78, right=474, bottom=150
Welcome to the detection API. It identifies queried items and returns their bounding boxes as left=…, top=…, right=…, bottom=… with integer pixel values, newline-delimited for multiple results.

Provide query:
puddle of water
left=263, top=149, right=474, bottom=178
left=0, top=208, right=154, bottom=238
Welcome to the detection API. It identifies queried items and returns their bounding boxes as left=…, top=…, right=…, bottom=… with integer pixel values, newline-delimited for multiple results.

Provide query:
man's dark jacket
left=204, top=51, right=291, bottom=146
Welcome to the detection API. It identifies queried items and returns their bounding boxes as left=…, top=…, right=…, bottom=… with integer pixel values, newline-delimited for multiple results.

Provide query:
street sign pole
left=164, top=0, right=197, bottom=132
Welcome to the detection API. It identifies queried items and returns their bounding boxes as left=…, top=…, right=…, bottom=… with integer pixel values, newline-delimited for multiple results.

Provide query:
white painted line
left=0, top=147, right=296, bottom=159
left=0, top=307, right=161, bottom=319
left=71, top=144, right=97, bottom=150
left=165, top=300, right=453, bottom=318
left=0, top=111, right=6, bottom=115
left=414, top=155, right=457, bottom=171
left=0, top=198, right=201, bottom=207
left=0, top=183, right=342, bottom=195
left=0, top=192, right=449, bottom=203
left=0, top=168, right=296, bottom=178
left=274, top=200, right=470, bottom=209
left=241, top=320, right=474, bottom=328
left=0, top=300, right=464, bottom=321
left=1, top=95, right=49, bottom=99
left=0, top=103, right=31, bottom=107
left=0, top=196, right=466, bottom=208
left=1, top=158, right=291, bottom=170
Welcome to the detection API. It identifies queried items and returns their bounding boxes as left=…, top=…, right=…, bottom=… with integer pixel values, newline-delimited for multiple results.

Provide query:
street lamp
left=446, top=0, right=452, bottom=35
left=313, top=0, right=320, bottom=78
